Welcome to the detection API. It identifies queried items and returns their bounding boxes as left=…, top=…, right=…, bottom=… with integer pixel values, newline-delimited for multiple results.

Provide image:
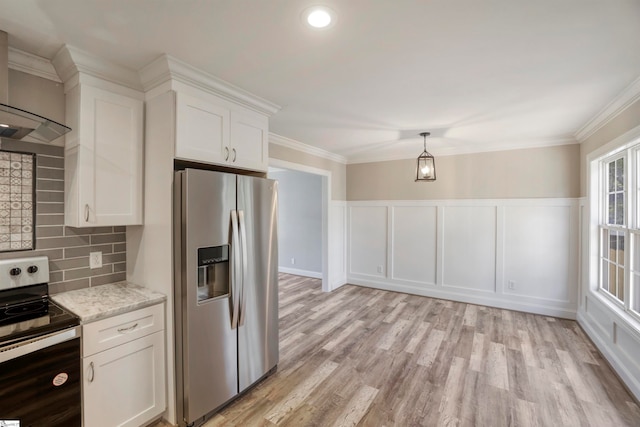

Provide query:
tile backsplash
left=0, top=139, right=126, bottom=294
left=0, top=150, right=35, bottom=251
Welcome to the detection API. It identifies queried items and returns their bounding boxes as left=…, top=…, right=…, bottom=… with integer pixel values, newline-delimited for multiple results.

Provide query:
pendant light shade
left=416, top=132, right=436, bottom=181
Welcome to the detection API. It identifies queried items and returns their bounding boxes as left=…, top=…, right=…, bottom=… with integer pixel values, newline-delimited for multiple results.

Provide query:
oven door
left=0, top=326, right=81, bottom=427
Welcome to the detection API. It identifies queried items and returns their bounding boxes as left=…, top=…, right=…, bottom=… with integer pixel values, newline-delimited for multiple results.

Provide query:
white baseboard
left=279, top=267, right=322, bottom=279
left=348, top=276, right=577, bottom=319
left=577, top=310, right=640, bottom=401
left=330, top=276, right=347, bottom=291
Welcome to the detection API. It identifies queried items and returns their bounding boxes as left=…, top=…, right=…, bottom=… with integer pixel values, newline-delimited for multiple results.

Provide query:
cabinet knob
left=232, top=148, right=237, bottom=162
left=224, top=147, right=230, bottom=161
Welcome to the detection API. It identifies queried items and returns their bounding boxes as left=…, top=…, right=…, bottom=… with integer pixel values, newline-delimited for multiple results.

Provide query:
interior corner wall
left=269, top=169, right=322, bottom=277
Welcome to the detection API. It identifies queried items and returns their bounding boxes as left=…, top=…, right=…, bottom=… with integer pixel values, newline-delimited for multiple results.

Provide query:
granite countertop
left=51, top=281, right=166, bottom=323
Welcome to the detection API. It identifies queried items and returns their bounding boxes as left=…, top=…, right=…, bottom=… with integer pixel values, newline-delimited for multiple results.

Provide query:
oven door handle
left=0, top=326, right=81, bottom=363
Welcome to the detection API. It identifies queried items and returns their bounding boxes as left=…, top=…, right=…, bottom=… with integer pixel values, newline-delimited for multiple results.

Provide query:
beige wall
left=580, top=98, right=640, bottom=196
left=347, top=144, right=580, bottom=201
left=269, top=143, right=347, bottom=200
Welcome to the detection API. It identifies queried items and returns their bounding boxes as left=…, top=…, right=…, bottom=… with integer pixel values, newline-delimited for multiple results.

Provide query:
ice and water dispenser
left=197, top=245, right=230, bottom=302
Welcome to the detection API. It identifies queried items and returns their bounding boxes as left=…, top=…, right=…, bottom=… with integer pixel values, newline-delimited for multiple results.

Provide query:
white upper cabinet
left=175, top=92, right=230, bottom=165
left=65, top=84, right=143, bottom=227
left=54, top=46, right=144, bottom=227
left=175, top=92, right=269, bottom=171
left=141, top=55, right=280, bottom=173
left=229, top=109, right=269, bottom=171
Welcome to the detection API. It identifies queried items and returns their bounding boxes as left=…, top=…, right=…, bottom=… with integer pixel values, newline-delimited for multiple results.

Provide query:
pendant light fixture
left=416, top=132, right=436, bottom=181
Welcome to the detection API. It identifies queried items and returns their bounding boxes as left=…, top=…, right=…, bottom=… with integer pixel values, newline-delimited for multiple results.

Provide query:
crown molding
left=51, top=45, right=142, bottom=91
left=269, top=133, right=347, bottom=164
left=347, top=137, right=578, bottom=164
left=139, top=54, right=280, bottom=116
left=575, top=74, right=640, bottom=142
left=7, top=47, right=61, bottom=82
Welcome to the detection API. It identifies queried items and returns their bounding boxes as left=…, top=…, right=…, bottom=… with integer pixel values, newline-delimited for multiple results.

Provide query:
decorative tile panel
left=0, top=140, right=127, bottom=294
left=0, top=151, right=34, bottom=251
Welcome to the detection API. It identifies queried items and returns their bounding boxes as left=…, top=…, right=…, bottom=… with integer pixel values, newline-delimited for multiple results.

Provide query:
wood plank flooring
left=204, top=274, right=640, bottom=426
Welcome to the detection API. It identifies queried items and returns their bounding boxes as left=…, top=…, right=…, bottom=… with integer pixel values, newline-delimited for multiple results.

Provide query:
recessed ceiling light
left=304, top=6, right=334, bottom=29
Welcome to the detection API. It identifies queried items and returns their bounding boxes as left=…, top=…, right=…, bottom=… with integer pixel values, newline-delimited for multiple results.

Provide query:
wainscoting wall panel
left=349, top=205, right=387, bottom=278
left=503, top=205, right=573, bottom=303
left=348, top=199, right=579, bottom=319
left=578, top=295, right=640, bottom=400
left=391, top=206, right=437, bottom=284
left=442, top=205, right=497, bottom=292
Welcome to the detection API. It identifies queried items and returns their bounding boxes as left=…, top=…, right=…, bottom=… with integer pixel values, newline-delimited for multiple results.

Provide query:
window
left=598, top=150, right=640, bottom=320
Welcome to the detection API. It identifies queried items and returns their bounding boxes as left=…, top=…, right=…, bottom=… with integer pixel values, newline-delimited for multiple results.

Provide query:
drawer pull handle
left=224, top=147, right=230, bottom=161
left=84, top=204, right=90, bottom=222
left=117, top=323, right=138, bottom=333
left=232, top=148, right=237, bottom=162
left=88, top=362, right=95, bottom=382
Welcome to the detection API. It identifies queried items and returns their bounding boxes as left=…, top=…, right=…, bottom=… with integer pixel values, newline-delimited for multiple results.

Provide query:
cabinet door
left=229, top=110, right=268, bottom=172
left=66, top=85, right=143, bottom=227
left=175, top=93, right=230, bottom=164
left=83, top=331, right=166, bottom=427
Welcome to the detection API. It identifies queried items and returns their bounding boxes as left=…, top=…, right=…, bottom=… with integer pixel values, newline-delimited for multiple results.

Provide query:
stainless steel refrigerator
left=174, top=168, right=279, bottom=426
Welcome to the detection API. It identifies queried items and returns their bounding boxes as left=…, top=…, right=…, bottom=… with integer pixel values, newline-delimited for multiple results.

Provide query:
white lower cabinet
left=82, top=305, right=166, bottom=427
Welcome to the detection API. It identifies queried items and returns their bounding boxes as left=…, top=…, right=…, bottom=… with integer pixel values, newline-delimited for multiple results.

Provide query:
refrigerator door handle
left=238, top=210, right=249, bottom=327
left=230, top=209, right=241, bottom=329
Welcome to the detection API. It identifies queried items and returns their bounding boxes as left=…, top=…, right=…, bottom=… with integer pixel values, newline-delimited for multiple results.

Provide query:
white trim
left=348, top=198, right=579, bottom=207
left=278, top=267, right=322, bottom=279
left=349, top=277, right=576, bottom=319
left=329, top=200, right=348, bottom=290
left=8, top=47, right=61, bottom=82
left=576, top=74, right=640, bottom=142
left=577, top=309, right=640, bottom=401
left=269, top=133, right=347, bottom=164
left=139, top=54, right=280, bottom=116
left=52, top=45, right=143, bottom=90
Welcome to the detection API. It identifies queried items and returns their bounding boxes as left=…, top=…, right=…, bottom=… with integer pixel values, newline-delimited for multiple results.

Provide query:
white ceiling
left=1, top=0, right=639, bottom=162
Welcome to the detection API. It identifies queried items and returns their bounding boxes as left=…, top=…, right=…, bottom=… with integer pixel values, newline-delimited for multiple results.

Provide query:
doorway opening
left=268, top=159, right=331, bottom=292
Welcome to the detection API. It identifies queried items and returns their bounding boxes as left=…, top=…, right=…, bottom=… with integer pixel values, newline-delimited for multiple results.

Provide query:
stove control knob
left=9, top=267, right=21, bottom=276
left=27, top=265, right=38, bottom=274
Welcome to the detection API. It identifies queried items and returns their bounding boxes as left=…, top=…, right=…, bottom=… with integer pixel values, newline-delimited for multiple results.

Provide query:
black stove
left=0, top=257, right=79, bottom=346
left=0, top=256, right=81, bottom=426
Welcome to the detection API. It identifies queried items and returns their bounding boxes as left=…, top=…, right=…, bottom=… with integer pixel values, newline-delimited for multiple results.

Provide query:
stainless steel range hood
left=0, top=31, right=70, bottom=143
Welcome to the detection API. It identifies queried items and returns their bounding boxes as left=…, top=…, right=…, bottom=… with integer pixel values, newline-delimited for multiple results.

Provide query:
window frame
left=598, top=147, right=640, bottom=323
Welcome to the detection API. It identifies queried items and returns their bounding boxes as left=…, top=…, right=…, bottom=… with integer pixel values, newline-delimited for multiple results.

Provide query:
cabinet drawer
left=83, top=303, right=164, bottom=357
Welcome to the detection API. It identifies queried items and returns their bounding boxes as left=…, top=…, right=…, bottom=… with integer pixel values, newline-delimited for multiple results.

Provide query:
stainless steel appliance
left=0, top=256, right=81, bottom=426
left=174, top=168, right=279, bottom=427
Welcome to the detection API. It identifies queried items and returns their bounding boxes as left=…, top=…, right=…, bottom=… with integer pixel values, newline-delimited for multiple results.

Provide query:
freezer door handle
left=238, top=210, right=248, bottom=326
left=230, top=209, right=241, bottom=329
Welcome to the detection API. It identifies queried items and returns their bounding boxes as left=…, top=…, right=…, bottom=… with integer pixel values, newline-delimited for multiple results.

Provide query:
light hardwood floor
left=203, top=274, right=640, bottom=426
